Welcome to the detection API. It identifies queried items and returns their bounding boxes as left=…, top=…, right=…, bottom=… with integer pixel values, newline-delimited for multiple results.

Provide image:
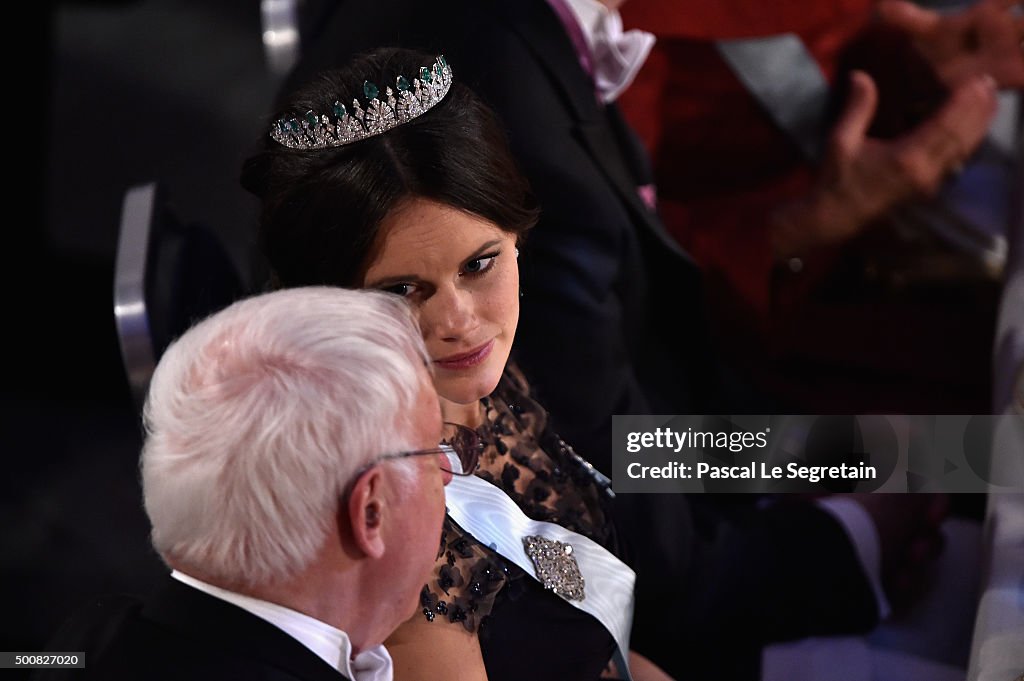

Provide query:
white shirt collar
left=171, top=570, right=393, bottom=681
left=559, top=0, right=655, bottom=103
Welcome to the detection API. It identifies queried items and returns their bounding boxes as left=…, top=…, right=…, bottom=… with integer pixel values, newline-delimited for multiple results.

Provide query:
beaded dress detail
left=420, top=365, right=615, bottom=632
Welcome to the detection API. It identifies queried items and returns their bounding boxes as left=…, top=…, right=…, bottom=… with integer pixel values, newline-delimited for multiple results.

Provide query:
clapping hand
left=879, top=0, right=1024, bottom=89
left=771, top=69, right=997, bottom=259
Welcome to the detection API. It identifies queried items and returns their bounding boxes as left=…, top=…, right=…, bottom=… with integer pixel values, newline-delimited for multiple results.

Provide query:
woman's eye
left=463, top=252, right=499, bottom=275
left=382, top=283, right=415, bottom=297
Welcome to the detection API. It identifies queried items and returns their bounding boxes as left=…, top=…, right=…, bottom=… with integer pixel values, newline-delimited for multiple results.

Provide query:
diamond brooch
left=522, top=535, right=586, bottom=601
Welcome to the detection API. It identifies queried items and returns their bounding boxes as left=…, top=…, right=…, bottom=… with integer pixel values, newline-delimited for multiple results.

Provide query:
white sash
left=444, top=473, right=636, bottom=675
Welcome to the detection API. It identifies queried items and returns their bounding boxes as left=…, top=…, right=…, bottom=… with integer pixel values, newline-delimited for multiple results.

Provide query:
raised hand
left=878, top=0, right=1024, bottom=89
left=771, top=70, right=997, bottom=260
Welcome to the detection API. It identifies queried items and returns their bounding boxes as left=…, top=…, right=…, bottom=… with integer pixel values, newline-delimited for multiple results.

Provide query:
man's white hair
left=141, top=286, right=430, bottom=587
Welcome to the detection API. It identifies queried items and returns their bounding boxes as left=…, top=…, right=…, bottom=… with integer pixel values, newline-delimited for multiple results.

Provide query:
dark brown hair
left=241, top=48, right=539, bottom=288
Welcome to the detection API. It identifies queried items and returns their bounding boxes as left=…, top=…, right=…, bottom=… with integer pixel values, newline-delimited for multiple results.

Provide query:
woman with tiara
left=241, top=48, right=671, bottom=681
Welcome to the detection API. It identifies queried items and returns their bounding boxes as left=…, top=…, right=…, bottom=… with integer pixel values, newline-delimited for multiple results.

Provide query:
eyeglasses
left=367, top=422, right=484, bottom=477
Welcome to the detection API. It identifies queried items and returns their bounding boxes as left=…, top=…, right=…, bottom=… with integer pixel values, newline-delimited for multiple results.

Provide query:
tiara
left=270, top=55, right=453, bottom=150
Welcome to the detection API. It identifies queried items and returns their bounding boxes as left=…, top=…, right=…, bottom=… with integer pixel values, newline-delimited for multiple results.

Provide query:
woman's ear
left=347, top=469, right=387, bottom=559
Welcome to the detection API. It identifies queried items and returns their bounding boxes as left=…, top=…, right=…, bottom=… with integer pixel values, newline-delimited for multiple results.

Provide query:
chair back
left=114, top=182, right=246, bottom=412
left=260, top=0, right=340, bottom=76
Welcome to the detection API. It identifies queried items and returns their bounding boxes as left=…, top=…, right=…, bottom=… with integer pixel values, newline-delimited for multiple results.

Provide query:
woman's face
left=362, top=197, right=519, bottom=406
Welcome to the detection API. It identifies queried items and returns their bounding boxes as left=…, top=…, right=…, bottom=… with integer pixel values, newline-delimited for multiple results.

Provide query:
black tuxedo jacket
left=33, top=577, right=350, bottom=681
left=285, top=4, right=878, bottom=678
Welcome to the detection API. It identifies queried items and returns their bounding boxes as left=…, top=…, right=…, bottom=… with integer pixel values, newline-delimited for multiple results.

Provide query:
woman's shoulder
left=477, top=365, right=615, bottom=543
left=419, top=515, right=522, bottom=634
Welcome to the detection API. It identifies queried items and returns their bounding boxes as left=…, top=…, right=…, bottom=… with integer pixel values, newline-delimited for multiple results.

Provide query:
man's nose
left=438, top=451, right=454, bottom=485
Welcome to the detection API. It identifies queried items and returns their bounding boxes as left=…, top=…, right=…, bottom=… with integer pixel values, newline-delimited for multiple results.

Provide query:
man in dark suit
left=35, top=288, right=452, bottom=681
left=281, top=3, right=947, bottom=678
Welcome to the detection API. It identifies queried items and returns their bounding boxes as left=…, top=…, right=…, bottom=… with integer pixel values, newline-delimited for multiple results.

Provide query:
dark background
left=1, top=0, right=1014, bottom=664
left=3, top=0, right=277, bottom=654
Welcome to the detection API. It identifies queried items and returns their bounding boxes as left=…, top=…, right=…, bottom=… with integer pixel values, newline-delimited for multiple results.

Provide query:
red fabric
left=617, top=0, right=996, bottom=412
left=620, top=0, right=875, bottom=320
left=622, top=0, right=874, bottom=40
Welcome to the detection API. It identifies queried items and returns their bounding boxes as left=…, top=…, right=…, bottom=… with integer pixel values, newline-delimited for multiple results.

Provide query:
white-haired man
left=35, top=287, right=461, bottom=681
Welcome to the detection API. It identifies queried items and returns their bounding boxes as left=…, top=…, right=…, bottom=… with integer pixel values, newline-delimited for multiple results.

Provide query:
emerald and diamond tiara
left=270, top=55, right=453, bottom=150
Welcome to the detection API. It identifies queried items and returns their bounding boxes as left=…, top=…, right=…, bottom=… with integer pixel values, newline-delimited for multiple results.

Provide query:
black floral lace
left=420, top=365, right=615, bottom=632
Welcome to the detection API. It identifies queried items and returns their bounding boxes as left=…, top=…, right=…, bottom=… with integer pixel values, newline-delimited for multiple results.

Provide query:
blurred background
left=3, top=0, right=277, bottom=655
left=2, top=0, right=1019, bottom=670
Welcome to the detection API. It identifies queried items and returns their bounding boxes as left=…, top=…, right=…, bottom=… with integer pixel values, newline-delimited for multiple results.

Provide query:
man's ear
left=346, top=469, right=387, bottom=559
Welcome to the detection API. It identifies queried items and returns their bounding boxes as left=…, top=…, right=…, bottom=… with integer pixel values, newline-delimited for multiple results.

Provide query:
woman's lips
left=434, top=339, right=495, bottom=370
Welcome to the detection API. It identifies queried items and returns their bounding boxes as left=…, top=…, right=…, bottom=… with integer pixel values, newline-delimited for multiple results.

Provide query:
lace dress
left=420, top=366, right=628, bottom=681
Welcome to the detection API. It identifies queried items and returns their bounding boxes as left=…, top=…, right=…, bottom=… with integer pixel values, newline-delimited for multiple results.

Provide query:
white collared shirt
left=171, top=570, right=393, bottom=681
left=559, top=0, right=655, bottom=103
